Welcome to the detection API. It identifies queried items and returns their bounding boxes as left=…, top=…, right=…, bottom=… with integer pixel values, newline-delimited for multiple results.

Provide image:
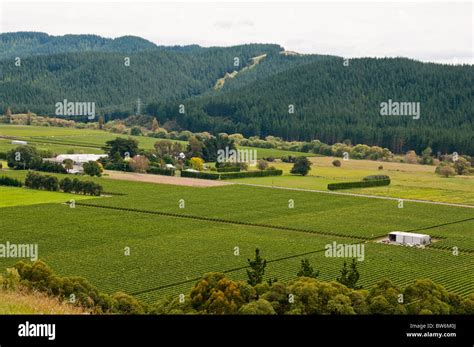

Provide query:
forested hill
left=0, top=32, right=213, bottom=59
left=0, top=32, right=472, bottom=155
left=174, top=57, right=473, bottom=155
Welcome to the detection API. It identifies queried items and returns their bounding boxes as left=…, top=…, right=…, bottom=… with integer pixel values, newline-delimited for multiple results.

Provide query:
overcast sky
left=0, top=1, right=472, bottom=64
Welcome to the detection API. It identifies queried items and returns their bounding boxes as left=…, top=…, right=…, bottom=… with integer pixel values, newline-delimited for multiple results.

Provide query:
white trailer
left=388, top=231, right=431, bottom=246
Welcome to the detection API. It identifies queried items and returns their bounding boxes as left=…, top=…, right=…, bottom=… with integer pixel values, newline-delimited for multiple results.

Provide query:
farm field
left=0, top=170, right=473, bottom=303
left=232, top=157, right=474, bottom=205
left=0, top=125, right=308, bottom=159
left=0, top=186, right=95, bottom=207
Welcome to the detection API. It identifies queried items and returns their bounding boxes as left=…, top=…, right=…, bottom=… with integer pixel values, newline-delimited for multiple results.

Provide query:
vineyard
left=0, top=169, right=473, bottom=304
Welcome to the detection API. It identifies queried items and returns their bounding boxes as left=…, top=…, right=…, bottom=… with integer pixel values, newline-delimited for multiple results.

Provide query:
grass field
left=0, top=169, right=472, bottom=303
left=0, top=186, right=96, bottom=207
left=0, top=125, right=308, bottom=159
left=232, top=157, right=474, bottom=205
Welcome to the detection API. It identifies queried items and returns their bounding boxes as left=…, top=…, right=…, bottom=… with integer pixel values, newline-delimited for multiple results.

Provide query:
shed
left=388, top=231, right=431, bottom=245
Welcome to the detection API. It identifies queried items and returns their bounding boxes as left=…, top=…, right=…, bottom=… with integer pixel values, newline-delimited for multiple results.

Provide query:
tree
left=238, top=299, right=276, bottom=314
left=111, top=292, right=145, bottom=314
left=59, top=178, right=74, bottom=193
left=190, top=157, right=204, bottom=171
left=6, top=145, right=42, bottom=170
left=256, top=159, right=268, bottom=171
left=403, top=279, right=453, bottom=314
left=404, top=150, right=418, bottom=164
left=186, top=136, right=204, bottom=158
left=247, top=248, right=267, bottom=286
left=190, top=273, right=247, bottom=314
left=337, top=259, right=361, bottom=289
left=202, top=134, right=236, bottom=162
left=154, top=140, right=182, bottom=157
left=297, top=258, right=319, bottom=278
left=63, top=159, right=74, bottom=172
left=436, top=162, right=455, bottom=177
left=83, top=161, right=103, bottom=177
left=129, top=155, right=149, bottom=173
left=98, top=116, right=105, bottom=130
left=103, top=137, right=139, bottom=158
left=151, top=117, right=159, bottom=131
left=5, top=107, right=12, bottom=123
left=26, top=111, right=33, bottom=125
left=420, top=147, right=433, bottom=165
left=453, top=157, right=471, bottom=175
left=367, top=279, right=406, bottom=314
left=130, top=126, right=142, bottom=136
left=290, top=156, right=312, bottom=176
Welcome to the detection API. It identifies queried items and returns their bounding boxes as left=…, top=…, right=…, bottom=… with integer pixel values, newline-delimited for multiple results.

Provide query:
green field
left=0, top=125, right=308, bottom=159
left=0, top=186, right=96, bottom=207
left=0, top=169, right=473, bottom=303
left=232, top=157, right=474, bottom=205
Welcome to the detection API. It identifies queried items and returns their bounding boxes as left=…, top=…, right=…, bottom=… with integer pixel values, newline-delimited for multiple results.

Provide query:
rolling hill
left=0, top=32, right=472, bottom=155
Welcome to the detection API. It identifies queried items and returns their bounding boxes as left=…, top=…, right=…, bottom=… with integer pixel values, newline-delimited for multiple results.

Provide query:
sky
left=0, top=0, right=472, bottom=64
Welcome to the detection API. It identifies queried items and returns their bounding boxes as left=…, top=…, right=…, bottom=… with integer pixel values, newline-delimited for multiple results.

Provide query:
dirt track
left=104, top=171, right=232, bottom=187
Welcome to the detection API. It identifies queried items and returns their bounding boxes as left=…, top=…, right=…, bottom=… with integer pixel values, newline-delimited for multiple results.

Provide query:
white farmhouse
left=44, top=154, right=108, bottom=173
left=388, top=231, right=431, bottom=246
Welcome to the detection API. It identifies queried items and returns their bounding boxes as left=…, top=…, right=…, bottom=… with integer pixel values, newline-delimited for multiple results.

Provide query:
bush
left=328, top=179, right=390, bottom=190
left=216, top=166, right=241, bottom=172
left=0, top=175, right=23, bottom=187
left=332, top=159, right=341, bottom=167
left=25, top=172, right=103, bottom=195
left=43, top=175, right=59, bottom=191
left=181, top=171, right=220, bottom=180
left=435, top=162, right=456, bottom=177
left=59, top=177, right=73, bottom=192
left=83, top=161, right=103, bottom=177
left=257, top=160, right=269, bottom=171
left=104, top=161, right=132, bottom=172
left=378, top=165, right=383, bottom=170
left=36, top=161, right=67, bottom=174
left=147, top=166, right=175, bottom=176
left=290, top=157, right=312, bottom=176
left=181, top=170, right=283, bottom=180
left=363, top=175, right=390, bottom=181
left=281, top=155, right=296, bottom=163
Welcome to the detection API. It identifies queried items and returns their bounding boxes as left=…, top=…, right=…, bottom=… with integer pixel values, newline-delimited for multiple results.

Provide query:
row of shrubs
left=363, top=175, right=390, bottom=181
left=25, top=172, right=103, bottom=195
left=181, top=169, right=283, bottom=180
left=327, top=179, right=391, bottom=190
left=104, top=162, right=132, bottom=172
left=146, top=166, right=175, bottom=176
left=216, top=166, right=241, bottom=172
left=0, top=175, right=23, bottom=187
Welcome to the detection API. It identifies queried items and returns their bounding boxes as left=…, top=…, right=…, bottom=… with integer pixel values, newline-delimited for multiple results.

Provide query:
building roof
left=55, top=154, right=107, bottom=163
left=389, top=231, right=430, bottom=238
